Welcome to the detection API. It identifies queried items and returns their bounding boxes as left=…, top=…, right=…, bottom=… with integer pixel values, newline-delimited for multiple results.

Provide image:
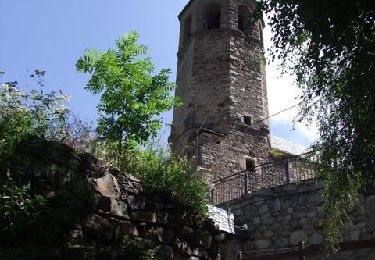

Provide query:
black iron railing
left=211, top=157, right=315, bottom=204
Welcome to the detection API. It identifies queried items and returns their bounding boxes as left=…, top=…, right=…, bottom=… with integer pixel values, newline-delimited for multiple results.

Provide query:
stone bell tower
left=169, top=0, right=271, bottom=180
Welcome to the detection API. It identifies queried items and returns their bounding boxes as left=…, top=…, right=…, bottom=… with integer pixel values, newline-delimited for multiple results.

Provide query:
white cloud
left=264, top=23, right=319, bottom=145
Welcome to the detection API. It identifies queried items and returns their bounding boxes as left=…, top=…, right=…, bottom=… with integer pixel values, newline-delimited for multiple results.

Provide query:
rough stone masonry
left=169, top=0, right=271, bottom=183
left=219, top=180, right=375, bottom=259
left=168, top=1, right=375, bottom=259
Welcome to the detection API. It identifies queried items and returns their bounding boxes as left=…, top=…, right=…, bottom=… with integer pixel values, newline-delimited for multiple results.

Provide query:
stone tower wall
left=170, top=0, right=271, bottom=181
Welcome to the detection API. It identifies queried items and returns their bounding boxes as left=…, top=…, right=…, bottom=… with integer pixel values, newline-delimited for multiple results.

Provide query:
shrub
left=0, top=78, right=96, bottom=248
left=126, top=146, right=210, bottom=216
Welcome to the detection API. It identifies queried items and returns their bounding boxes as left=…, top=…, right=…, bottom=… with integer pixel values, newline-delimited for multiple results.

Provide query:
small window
left=205, top=5, right=221, bottom=30
left=238, top=5, right=250, bottom=33
left=246, top=158, right=256, bottom=172
left=240, top=157, right=256, bottom=171
left=183, top=16, right=192, bottom=46
left=244, top=116, right=252, bottom=125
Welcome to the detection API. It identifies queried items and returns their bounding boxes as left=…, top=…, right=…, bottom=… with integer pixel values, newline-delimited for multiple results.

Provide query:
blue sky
left=0, top=0, right=317, bottom=147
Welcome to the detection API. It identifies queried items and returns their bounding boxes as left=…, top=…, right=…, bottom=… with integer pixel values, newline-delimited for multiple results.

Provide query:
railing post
left=285, top=158, right=290, bottom=183
left=244, top=171, right=249, bottom=194
left=237, top=250, right=243, bottom=259
left=298, top=241, right=305, bottom=260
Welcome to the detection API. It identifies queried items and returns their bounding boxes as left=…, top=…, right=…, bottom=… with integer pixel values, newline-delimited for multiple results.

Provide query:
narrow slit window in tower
left=259, top=21, right=264, bottom=42
left=183, top=15, right=192, bottom=46
left=205, top=5, right=221, bottom=30
left=238, top=5, right=250, bottom=32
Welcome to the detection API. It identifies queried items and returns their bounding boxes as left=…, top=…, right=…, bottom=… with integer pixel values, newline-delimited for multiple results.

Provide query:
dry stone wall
left=219, top=180, right=375, bottom=259
left=0, top=151, right=232, bottom=260
left=66, top=155, right=228, bottom=259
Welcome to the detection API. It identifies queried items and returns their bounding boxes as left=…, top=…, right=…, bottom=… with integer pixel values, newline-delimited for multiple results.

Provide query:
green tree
left=76, top=31, right=179, bottom=152
left=257, top=0, right=375, bottom=251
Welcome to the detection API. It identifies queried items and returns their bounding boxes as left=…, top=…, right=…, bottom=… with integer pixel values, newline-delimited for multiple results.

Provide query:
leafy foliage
left=0, top=177, right=48, bottom=243
left=0, top=139, right=96, bottom=249
left=0, top=73, right=70, bottom=176
left=0, top=30, right=209, bottom=254
left=76, top=31, right=180, bottom=152
left=65, top=113, right=95, bottom=152
left=117, top=235, right=154, bottom=259
left=257, top=0, right=375, bottom=251
left=126, top=145, right=210, bottom=216
left=0, top=74, right=95, bottom=248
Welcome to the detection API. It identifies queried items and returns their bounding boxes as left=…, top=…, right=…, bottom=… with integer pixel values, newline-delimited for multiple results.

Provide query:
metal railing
left=211, top=157, right=315, bottom=204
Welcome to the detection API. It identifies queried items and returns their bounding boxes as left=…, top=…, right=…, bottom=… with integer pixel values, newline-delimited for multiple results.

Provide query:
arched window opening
left=204, top=5, right=221, bottom=30
left=238, top=5, right=250, bottom=33
left=183, top=15, right=192, bottom=46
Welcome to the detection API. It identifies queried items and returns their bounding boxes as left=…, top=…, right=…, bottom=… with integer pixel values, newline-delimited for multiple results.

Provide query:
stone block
left=132, top=211, right=157, bottom=223
left=274, top=237, right=288, bottom=247
left=120, top=221, right=139, bottom=237
left=175, top=238, right=193, bottom=255
left=259, top=205, right=269, bottom=215
left=308, top=232, right=322, bottom=245
left=273, top=199, right=281, bottom=212
left=263, top=217, right=275, bottom=225
left=82, top=214, right=114, bottom=241
left=290, top=221, right=300, bottom=229
left=280, top=229, right=291, bottom=237
left=94, top=174, right=120, bottom=199
left=127, top=195, right=146, bottom=210
left=253, top=196, right=265, bottom=202
left=361, top=232, right=373, bottom=240
left=307, top=210, right=317, bottom=218
left=253, top=217, right=260, bottom=225
left=290, top=230, right=307, bottom=245
left=260, top=211, right=271, bottom=220
left=283, top=184, right=296, bottom=191
left=154, top=245, right=173, bottom=260
left=150, top=227, right=174, bottom=244
left=366, top=194, right=375, bottom=203
left=307, top=193, right=324, bottom=204
left=299, top=217, right=309, bottom=226
left=264, top=230, right=274, bottom=238
left=254, top=239, right=271, bottom=249
left=97, top=197, right=128, bottom=218
left=192, top=247, right=208, bottom=258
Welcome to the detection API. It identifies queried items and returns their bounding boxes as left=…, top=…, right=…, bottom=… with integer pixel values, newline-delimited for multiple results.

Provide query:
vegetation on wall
left=0, top=32, right=209, bottom=254
left=0, top=74, right=96, bottom=248
left=256, top=0, right=375, bottom=251
left=126, top=145, right=210, bottom=216
left=76, top=31, right=208, bottom=214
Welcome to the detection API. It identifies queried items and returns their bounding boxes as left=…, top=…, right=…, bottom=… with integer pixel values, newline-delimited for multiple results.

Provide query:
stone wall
left=66, top=156, right=228, bottom=259
left=0, top=151, right=230, bottom=260
left=219, top=180, right=375, bottom=259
